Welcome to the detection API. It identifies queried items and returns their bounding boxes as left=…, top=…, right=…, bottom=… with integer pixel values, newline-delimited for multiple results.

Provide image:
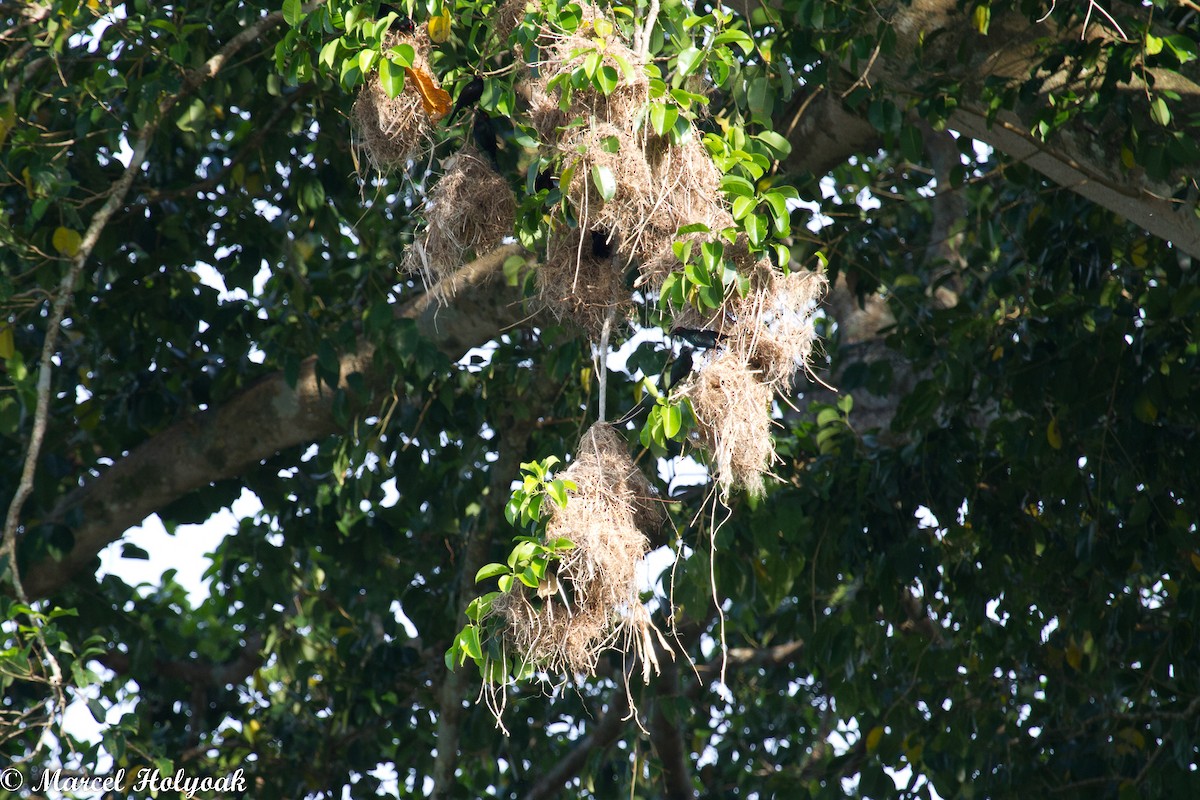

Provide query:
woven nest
left=538, top=224, right=631, bottom=337
left=492, top=423, right=666, bottom=677
left=402, top=148, right=516, bottom=292
left=682, top=350, right=776, bottom=498
left=725, top=267, right=828, bottom=392
left=674, top=264, right=826, bottom=495
left=493, top=0, right=532, bottom=49
left=560, top=122, right=655, bottom=235
left=351, top=31, right=441, bottom=171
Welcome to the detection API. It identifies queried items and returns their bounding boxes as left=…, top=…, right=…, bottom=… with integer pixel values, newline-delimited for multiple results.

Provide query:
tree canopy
left=3, top=0, right=1200, bottom=797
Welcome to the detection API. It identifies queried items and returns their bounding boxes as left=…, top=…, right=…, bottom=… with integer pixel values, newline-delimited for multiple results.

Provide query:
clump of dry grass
left=402, top=148, right=516, bottom=292
left=559, top=122, right=655, bottom=234
left=492, top=424, right=667, bottom=678
left=351, top=31, right=442, bottom=172
left=674, top=265, right=827, bottom=495
left=726, top=267, right=828, bottom=392
left=681, top=350, right=775, bottom=498
left=492, top=0, right=532, bottom=49
left=538, top=224, right=631, bottom=337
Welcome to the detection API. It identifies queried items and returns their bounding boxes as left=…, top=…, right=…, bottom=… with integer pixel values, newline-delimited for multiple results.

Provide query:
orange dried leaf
left=405, top=66, right=451, bottom=121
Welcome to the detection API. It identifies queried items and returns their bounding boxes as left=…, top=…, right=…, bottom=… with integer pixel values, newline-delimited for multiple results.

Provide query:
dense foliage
left=2, top=0, right=1199, bottom=798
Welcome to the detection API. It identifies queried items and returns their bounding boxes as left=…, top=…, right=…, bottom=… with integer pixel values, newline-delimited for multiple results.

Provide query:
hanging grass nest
left=351, top=30, right=444, bottom=172
left=676, top=265, right=827, bottom=496
left=559, top=121, right=655, bottom=235
left=538, top=224, right=631, bottom=337
left=402, top=147, right=516, bottom=291
left=725, top=267, right=828, bottom=392
left=491, top=423, right=667, bottom=678
left=682, top=349, right=776, bottom=498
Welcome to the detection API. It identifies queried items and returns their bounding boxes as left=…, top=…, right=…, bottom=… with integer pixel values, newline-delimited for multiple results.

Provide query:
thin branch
left=6, top=1, right=329, bottom=601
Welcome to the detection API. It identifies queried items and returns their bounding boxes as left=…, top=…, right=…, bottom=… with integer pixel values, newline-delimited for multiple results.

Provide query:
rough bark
left=22, top=246, right=526, bottom=599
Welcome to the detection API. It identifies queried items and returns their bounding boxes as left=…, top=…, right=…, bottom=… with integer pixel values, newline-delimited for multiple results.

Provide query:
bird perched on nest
left=670, top=326, right=726, bottom=350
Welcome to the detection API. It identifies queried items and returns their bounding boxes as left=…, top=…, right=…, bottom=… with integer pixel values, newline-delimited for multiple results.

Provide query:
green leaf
left=459, top=625, right=482, bottom=661
left=591, top=164, right=616, bottom=201
left=388, top=42, right=415, bottom=67
left=764, top=192, right=790, bottom=235
left=595, top=65, right=618, bottom=95
left=358, top=49, right=377, bottom=77
left=1150, top=97, right=1171, bottom=126
left=283, top=0, right=304, bottom=27
left=379, top=57, right=405, bottom=98
left=498, top=574, right=515, bottom=593
left=753, top=130, right=791, bottom=158
left=732, top=194, right=756, bottom=221
left=475, top=563, right=510, bottom=583
left=972, top=4, right=990, bottom=35
left=662, top=403, right=682, bottom=438
left=720, top=175, right=755, bottom=197
left=547, top=479, right=570, bottom=508
left=319, top=39, right=340, bottom=70
left=650, top=102, right=678, bottom=136
left=712, top=29, right=755, bottom=55
left=676, top=46, right=703, bottom=76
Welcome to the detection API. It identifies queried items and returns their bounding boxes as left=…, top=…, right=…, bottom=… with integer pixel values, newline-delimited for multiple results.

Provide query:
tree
left=2, top=0, right=1199, bottom=797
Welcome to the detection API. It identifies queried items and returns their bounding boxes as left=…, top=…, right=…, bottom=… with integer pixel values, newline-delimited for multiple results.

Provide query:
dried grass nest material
left=492, top=423, right=667, bottom=677
left=532, top=9, right=649, bottom=127
left=402, top=148, right=517, bottom=289
left=560, top=122, right=655, bottom=233
left=677, top=267, right=827, bottom=496
left=351, top=31, right=441, bottom=171
left=682, top=350, right=776, bottom=498
left=726, top=268, right=828, bottom=391
left=538, top=225, right=632, bottom=337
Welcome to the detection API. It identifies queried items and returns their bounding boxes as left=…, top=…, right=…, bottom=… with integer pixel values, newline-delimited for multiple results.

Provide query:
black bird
left=667, top=346, right=695, bottom=390
left=471, top=115, right=500, bottom=160
left=450, top=76, right=485, bottom=118
left=533, top=169, right=558, bottom=194
left=670, top=326, right=725, bottom=350
left=379, top=3, right=416, bottom=33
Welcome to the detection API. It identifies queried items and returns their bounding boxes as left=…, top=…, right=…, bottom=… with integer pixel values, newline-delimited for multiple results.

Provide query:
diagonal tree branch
left=20, top=245, right=527, bottom=599
left=779, top=0, right=1200, bottom=259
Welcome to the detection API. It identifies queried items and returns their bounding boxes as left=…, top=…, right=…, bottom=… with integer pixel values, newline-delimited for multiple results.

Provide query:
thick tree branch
left=780, top=0, right=1200, bottom=259
left=431, top=419, right=535, bottom=797
left=98, top=632, right=264, bottom=688
left=21, top=245, right=526, bottom=599
left=649, top=657, right=696, bottom=800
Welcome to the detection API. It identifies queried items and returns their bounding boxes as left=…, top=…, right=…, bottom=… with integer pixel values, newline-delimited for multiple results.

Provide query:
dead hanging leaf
left=405, top=66, right=451, bottom=121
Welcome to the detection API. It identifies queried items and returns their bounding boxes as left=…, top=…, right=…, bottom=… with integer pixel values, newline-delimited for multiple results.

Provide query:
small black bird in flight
left=670, top=326, right=725, bottom=350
